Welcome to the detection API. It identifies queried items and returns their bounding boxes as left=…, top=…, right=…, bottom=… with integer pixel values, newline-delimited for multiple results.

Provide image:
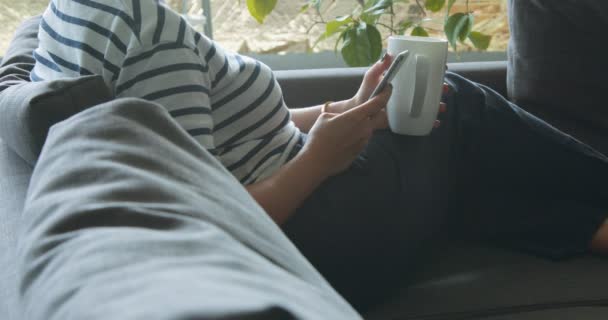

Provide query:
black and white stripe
left=31, top=0, right=300, bottom=183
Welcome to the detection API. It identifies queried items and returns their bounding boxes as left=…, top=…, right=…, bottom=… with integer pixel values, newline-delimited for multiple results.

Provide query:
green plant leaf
left=360, top=13, right=378, bottom=25
left=326, top=16, right=352, bottom=35
left=444, top=12, right=473, bottom=50
left=246, top=0, right=278, bottom=24
left=468, top=31, right=492, bottom=50
left=397, top=20, right=414, bottom=35
left=425, top=0, right=446, bottom=12
left=411, top=26, right=429, bottom=37
left=300, top=0, right=322, bottom=12
left=446, top=0, right=457, bottom=13
left=335, top=29, right=349, bottom=52
left=361, top=0, right=392, bottom=24
left=314, top=15, right=352, bottom=47
left=460, top=13, right=473, bottom=41
left=364, top=0, right=393, bottom=15
left=340, top=23, right=383, bottom=67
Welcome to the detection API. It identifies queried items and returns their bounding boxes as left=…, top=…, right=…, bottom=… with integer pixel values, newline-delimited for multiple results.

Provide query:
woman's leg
left=443, top=72, right=608, bottom=259
left=283, top=71, right=608, bottom=311
left=283, top=116, right=455, bottom=311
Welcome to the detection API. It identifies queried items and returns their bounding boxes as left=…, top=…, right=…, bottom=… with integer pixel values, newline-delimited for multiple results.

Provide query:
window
left=0, top=1, right=49, bottom=56
left=181, top=0, right=509, bottom=68
left=1, top=0, right=509, bottom=69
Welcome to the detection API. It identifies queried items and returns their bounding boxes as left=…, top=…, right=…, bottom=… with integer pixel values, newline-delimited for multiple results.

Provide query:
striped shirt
left=32, top=0, right=301, bottom=184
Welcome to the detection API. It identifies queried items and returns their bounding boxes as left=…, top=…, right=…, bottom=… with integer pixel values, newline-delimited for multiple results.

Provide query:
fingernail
left=380, top=53, right=388, bottom=62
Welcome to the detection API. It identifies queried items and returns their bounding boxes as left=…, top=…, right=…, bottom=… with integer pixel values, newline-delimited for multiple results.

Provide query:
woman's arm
left=289, top=55, right=395, bottom=133
left=245, top=149, right=328, bottom=225
left=248, top=57, right=396, bottom=224
left=289, top=100, right=351, bottom=133
left=246, top=88, right=393, bottom=225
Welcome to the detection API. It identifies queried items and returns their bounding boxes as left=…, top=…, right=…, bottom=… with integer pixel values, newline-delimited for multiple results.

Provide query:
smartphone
left=368, top=50, right=410, bottom=100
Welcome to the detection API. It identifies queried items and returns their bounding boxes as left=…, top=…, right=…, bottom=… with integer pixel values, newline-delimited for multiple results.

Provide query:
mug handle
left=409, top=54, right=430, bottom=118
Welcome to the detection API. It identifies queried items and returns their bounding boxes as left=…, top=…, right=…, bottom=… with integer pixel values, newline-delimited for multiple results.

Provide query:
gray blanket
left=17, top=98, right=359, bottom=319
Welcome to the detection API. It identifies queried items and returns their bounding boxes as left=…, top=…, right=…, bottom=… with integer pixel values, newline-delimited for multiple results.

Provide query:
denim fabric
left=283, top=72, right=608, bottom=312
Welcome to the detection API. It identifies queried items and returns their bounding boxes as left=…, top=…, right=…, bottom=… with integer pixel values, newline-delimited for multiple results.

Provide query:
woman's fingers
left=442, top=83, right=449, bottom=95
left=370, top=108, right=389, bottom=130
left=355, top=54, right=394, bottom=101
left=439, top=102, right=447, bottom=113
left=355, top=137, right=371, bottom=154
left=363, top=54, right=393, bottom=83
left=340, top=84, right=392, bottom=122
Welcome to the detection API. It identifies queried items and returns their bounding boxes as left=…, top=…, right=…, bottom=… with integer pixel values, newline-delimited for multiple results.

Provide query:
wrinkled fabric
left=18, top=98, right=360, bottom=320
left=285, top=72, right=608, bottom=312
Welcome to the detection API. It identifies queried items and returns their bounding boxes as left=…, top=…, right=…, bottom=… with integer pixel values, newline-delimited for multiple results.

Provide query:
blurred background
left=0, top=0, right=509, bottom=68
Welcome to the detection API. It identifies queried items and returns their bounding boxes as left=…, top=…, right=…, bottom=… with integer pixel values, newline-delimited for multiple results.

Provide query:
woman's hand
left=339, top=53, right=449, bottom=128
left=246, top=84, right=391, bottom=224
left=349, top=53, right=395, bottom=108
left=302, top=85, right=392, bottom=177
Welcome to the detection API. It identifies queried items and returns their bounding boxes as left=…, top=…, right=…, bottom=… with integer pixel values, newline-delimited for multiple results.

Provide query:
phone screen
left=368, top=50, right=410, bottom=100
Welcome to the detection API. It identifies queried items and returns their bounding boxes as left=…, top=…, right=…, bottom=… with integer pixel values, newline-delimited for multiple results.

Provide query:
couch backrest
left=0, top=61, right=507, bottom=320
left=275, top=61, right=507, bottom=109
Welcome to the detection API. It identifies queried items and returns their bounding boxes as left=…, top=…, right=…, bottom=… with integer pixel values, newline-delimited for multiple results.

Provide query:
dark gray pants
left=283, top=72, right=608, bottom=311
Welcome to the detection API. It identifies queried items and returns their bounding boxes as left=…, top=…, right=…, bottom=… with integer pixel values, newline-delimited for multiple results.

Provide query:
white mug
left=386, top=36, right=448, bottom=136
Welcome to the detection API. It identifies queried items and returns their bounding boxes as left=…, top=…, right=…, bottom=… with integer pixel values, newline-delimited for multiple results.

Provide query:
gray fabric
left=0, top=139, right=32, bottom=320
left=507, top=0, right=608, bottom=154
left=0, top=77, right=112, bottom=165
left=0, top=14, right=604, bottom=317
left=481, top=308, right=608, bottom=320
left=0, top=16, right=113, bottom=166
left=276, top=61, right=507, bottom=109
left=367, top=241, right=608, bottom=319
left=17, top=98, right=359, bottom=320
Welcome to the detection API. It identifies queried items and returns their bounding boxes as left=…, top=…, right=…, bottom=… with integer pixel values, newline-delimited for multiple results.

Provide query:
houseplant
left=246, top=0, right=492, bottom=66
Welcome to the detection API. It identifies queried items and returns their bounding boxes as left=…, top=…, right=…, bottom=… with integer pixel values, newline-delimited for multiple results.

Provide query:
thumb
left=367, top=53, right=393, bottom=80
left=340, top=84, right=392, bottom=121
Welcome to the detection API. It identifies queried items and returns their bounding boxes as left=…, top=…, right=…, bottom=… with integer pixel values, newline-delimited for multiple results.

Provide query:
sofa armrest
left=276, top=61, right=507, bottom=109
left=448, top=61, right=507, bottom=97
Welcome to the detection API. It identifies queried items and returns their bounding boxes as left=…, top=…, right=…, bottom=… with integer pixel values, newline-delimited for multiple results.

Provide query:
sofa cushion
left=507, top=0, right=608, bottom=154
left=0, top=16, right=113, bottom=166
left=367, top=240, right=608, bottom=319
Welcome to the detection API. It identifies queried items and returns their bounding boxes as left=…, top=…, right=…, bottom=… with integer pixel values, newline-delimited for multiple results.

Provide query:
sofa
left=3, top=5, right=608, bottom=320
left=279, top=64, right=608, bottom=319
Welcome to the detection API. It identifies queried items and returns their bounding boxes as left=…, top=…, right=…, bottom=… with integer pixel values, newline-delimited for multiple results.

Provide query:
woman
left=32, top=0, right=608, bottom=310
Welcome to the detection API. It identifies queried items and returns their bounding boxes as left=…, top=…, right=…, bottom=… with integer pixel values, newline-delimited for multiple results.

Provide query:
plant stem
left=315, top=2, right=325, bottom=23
left=415, top=0, right=427, bottom=16
left=306, top=21, right=325, bottom=34
left=390, top=3, right=394, bottom=36
left=466, top=0, right=470, bottom=12
left=376, top=22, right=399, bottom=34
